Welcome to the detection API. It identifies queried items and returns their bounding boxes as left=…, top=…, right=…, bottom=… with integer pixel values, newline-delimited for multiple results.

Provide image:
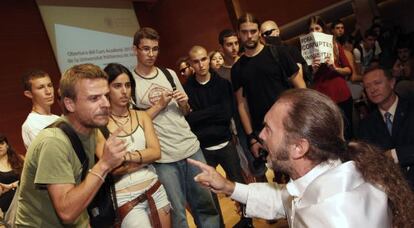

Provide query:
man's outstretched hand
left=187, top=158, right=235, bottom=196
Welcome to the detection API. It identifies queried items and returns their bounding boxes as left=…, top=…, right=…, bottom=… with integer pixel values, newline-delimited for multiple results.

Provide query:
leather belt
left=115, top=180, right=162, bottom=228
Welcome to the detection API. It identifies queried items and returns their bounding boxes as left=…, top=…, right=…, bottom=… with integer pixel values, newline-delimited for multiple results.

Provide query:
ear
left=132, top=45, right=138, bottom=56
left=63, top=97, right=76, bottom=113
left=290, top=138, right=310, bottom=160
left=24, top=90, right=33, bottom=99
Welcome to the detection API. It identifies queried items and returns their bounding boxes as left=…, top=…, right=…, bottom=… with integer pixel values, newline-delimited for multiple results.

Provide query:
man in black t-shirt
left=232, top=13, right=305, bottom=158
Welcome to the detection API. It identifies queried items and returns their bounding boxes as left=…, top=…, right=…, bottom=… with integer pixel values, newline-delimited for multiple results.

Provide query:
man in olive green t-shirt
left=15, top=64, right=127, bottom=227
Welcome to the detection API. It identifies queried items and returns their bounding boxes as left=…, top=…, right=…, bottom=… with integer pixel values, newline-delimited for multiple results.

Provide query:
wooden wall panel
left=0, top=0, right=60, bottom=154
left=134, top=0, right=233, bottom=71
left=239, top=0, right=341, bottom=26
left=133, top=0, right=347, bottom=70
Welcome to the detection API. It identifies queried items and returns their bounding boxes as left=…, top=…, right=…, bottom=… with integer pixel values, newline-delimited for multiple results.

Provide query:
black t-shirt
left=231, top=45, right=299, bottom=132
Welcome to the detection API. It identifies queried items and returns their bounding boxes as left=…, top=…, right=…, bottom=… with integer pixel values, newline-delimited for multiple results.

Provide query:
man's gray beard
left=269, top=145, right=291, bottom=174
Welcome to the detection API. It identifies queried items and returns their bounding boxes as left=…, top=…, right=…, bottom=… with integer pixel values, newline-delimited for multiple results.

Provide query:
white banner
left=55, top=24, right=136, bottom=72
left=300, top=32, right=334, bottom=65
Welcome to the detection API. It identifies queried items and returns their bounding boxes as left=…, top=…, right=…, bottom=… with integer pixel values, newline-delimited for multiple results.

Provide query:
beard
left=267, top=139, right=292, bottom=175
left=243, top=39, right=259, bottom=50
left=80, top=110, right=109, bottom=129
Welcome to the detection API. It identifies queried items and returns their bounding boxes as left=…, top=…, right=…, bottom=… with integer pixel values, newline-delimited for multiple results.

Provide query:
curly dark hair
left=347, top=142, right=414, bottom=228
left=280, top=89, right=414, bottom=227
left=0, top=134, right=24, bottom=175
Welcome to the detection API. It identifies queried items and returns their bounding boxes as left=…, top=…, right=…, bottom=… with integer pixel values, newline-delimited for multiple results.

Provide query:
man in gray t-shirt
left=131, top=27, right=221, bottom=228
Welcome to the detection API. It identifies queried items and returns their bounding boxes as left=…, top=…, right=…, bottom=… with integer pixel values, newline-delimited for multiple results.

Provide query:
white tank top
left=114, top=120, right=158, bottom=191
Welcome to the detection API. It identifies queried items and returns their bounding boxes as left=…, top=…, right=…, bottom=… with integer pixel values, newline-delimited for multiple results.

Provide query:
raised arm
left=290, top=63, right=306, bottom=88
left=48, top=128, right=126, bottom=223
left=145, top=91, right=172, bottom=119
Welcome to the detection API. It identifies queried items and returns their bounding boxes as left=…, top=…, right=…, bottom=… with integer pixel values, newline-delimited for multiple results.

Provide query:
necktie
left=384, top=112, right=393, bottom=135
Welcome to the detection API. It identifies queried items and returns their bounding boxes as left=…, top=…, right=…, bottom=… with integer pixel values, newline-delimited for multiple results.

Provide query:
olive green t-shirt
left=15, top=119, right=96, bottom=228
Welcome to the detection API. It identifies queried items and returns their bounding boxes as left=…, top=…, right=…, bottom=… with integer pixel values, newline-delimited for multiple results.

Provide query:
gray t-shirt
left=133, top=67, right=200, bottom=163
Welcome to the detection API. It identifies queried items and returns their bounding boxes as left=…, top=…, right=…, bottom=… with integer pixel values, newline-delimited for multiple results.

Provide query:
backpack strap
left=268, top=44, right=291, bottom=88
left=48, top=121, right=89, bottom=180
left=98, top=126, right=111, bottom=139
left=159, top=68, right=177, bottom=91
left=132, top=68, right=176, bottom=111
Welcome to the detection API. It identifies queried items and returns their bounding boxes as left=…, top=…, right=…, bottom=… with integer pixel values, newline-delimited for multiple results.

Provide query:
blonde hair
left=59, top=63, right=107, bottom=101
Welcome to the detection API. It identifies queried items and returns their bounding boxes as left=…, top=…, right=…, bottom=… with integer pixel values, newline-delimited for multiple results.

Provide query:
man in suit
left=359, top=68, right=414, bottom=189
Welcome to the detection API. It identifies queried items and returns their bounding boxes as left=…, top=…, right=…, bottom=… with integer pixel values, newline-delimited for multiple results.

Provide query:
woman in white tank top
left=96, top=63, right=171, bottom=228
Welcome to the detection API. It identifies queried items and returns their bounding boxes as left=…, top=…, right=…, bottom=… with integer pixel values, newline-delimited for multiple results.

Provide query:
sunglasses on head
left=262, top=29, right=276, bottom=37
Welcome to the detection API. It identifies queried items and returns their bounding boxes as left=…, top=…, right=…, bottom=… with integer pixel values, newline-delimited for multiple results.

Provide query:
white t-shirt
left=353, top=41, right=382, bottom=69
left=133, top=67, right=200, bottom=163
left=22, top=112, right=59, bottom=149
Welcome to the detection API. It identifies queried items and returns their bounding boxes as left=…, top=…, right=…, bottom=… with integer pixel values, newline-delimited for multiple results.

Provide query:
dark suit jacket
left=359, top=97, right=414, bottom=188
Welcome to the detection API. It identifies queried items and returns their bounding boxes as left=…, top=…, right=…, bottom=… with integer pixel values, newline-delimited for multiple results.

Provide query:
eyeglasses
left=137, top=46, right=159, bottom=54
left=179, top=66, right=189, bottom=75
left=261, top=29, right=276, bottom=37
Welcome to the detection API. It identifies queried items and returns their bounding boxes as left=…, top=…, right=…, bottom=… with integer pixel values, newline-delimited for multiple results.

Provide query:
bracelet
left=136, top=150, right=143, bottom=164
left=88, top=169, right=105, bottom=182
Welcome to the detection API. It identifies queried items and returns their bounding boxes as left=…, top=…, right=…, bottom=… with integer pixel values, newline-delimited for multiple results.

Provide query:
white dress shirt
left=231, top=160, right=391, bottom=227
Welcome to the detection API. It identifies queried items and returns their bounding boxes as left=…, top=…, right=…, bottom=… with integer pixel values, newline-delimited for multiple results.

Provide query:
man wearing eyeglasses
left=131, top=27, right=221, bottom=228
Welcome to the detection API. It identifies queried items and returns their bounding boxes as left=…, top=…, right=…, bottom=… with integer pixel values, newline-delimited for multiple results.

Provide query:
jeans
left=202, top=143, right=245, bottom=183
left=154, top=149, right=220, bottom=228
left=202, top=143, right=246, bottom=227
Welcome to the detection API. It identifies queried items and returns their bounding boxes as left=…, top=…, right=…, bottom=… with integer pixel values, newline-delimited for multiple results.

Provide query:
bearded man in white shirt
left=189, top=88, right=414, bottom=228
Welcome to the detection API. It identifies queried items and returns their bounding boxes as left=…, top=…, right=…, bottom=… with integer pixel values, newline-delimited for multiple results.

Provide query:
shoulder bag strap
left=159, top=68, right=177, bottom=91
left=48, top=121, right=89, bottom=180
left=268, top=44, right=290, bottom=88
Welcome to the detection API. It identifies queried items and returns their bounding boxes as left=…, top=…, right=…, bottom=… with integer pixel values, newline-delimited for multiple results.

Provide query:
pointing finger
left=187, top=158, right=213, bottom=172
